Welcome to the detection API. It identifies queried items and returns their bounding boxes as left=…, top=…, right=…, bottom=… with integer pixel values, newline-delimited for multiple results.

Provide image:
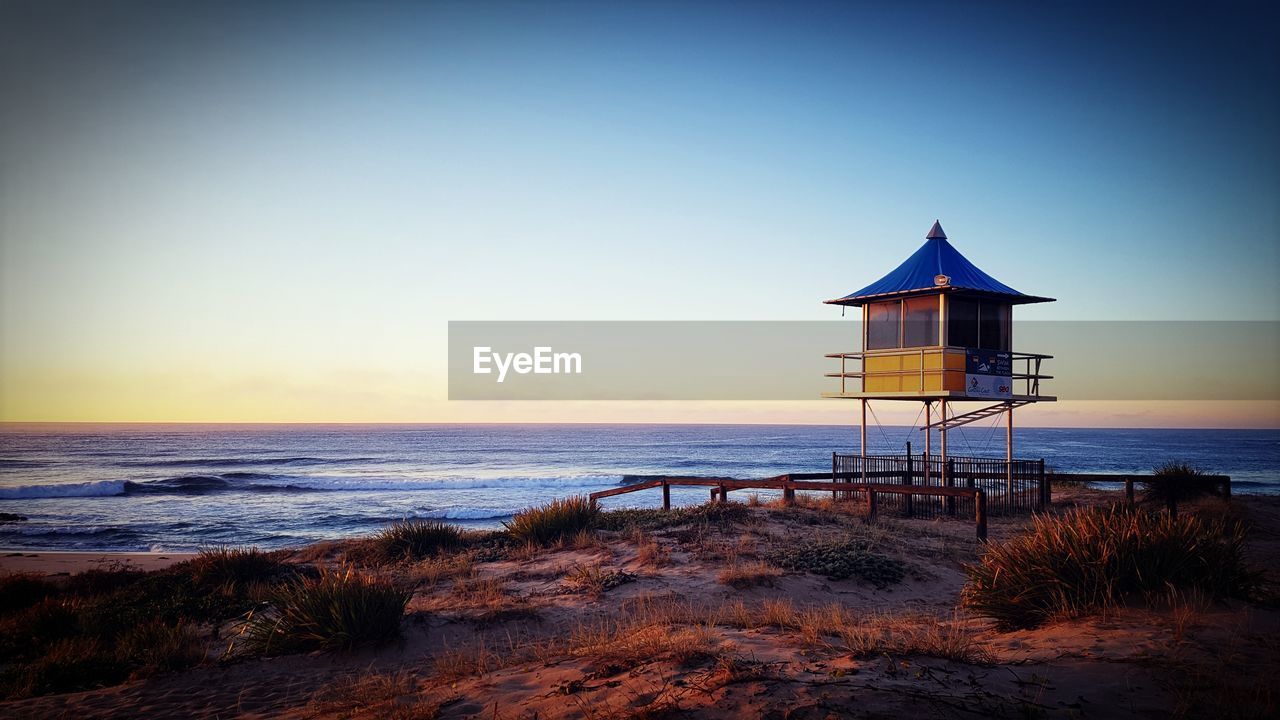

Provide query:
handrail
left=826, top=348, right=1053, bottom=397
left=825, top=349, right=1054, bottom=360
left=590, top=473, right=991, bottom=541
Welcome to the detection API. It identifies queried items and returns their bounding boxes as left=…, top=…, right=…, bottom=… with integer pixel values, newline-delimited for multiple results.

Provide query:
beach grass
left=962, top=505, right=1257, bottom=629
left=181, top=546, right=286, bottom=590
left=503, top=496, right=600, bottom=546
left=1142, top=461, right=1223, bottom=505
left=236, top=567, right=409, bottom=655
left=373, top=520, right=465, bottom=563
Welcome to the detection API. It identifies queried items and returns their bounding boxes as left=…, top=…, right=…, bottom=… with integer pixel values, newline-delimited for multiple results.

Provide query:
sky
left=1, top=0, right=1277, bottom=426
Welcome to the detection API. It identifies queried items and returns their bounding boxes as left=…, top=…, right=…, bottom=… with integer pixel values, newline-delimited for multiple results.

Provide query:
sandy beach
left=0, top=486, right=1276, bottom=719
left=0, top=552, right=195, bottom=576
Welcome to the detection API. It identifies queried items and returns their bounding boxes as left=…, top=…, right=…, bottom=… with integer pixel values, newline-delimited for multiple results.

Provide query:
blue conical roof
left=826, top=221, right=1053, bottom=306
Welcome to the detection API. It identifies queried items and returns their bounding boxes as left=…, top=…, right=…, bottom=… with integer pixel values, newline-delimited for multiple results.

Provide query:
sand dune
left=2, top=489, right=1276, bottom=719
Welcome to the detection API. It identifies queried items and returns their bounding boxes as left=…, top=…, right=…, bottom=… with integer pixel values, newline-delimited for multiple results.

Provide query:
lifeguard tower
left=824, top=221, right=1054, bottom=513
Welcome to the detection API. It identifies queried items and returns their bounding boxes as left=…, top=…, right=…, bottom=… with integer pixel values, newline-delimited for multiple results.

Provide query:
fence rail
left=588, top=473, right=991, bottom=541
left=832, top=452, right=1047, bottom=518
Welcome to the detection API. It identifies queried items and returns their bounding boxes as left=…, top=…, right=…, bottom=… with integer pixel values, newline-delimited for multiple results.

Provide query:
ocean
left=1, top=423, right=1276, bottom=552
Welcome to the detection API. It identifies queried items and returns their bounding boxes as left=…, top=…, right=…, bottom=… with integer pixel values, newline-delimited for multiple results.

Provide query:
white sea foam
left=416, top=507, right=514, bottom=520
left=0, top=479, right=128, bottom=499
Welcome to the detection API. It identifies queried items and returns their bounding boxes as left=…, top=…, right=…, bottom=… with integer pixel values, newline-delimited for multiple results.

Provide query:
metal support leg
left=1006, top=403, right=1014, bottom=497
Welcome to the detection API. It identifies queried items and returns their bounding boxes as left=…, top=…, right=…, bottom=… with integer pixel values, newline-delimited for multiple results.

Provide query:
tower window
left=903, top=296, right=939, bottom=347
left=980, top=301, right=1011, bottom=350
left=947, top=298, right=979, bottom=348
left=866, top=300, right=901, bottom=350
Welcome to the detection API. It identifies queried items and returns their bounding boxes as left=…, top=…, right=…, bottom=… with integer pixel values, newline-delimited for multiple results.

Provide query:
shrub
left=962, top=506, right=1256, bottom=629
left=503, top=496, right=599, bottom=546
left=1143, top=461, right=1223, bottom=505
left=0, top=573, right=58, bottom=615
left=373, top=520, right=464, bottom=563
left=181, top=547, right=285, bottom=589
left=768, top=537, right=905, bottom=588
left=237, top=567, right=409, bottom=655
left=563, top=563, right=635, bottom=596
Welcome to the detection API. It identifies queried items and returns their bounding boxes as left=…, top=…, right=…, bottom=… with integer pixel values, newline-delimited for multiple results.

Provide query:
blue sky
left=1, top=0, right=1277, bottom=422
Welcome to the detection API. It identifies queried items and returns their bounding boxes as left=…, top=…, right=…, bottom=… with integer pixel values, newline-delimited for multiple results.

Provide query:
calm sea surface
left=1, top=424, right=1276, bottom=551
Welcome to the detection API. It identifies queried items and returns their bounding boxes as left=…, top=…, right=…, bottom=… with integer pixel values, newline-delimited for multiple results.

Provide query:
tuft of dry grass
left=305, top=670, right=446, bottom=720
left=836, top=614, right=990, bottom=663
left=611, top=593, right=985, bottom=661
left=569, top=528, right=603, bottom=551
left=716, top=560, right=783, bottom=588
left=429, top=627, right=555, bottom=681
left=571, top=620, right=719, bottom=672
left=409, top=552, right=475, bottom=590
left=449, top=574, right=510, bottom=610
left=635, top=537, right=671, bottom=568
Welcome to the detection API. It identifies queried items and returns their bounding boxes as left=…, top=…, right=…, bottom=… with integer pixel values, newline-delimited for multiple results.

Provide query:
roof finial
left=926, top=220, right=947, bottom=240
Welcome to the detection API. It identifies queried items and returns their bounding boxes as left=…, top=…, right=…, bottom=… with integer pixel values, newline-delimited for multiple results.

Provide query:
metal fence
left=831, top=452, right=1047, bottom=518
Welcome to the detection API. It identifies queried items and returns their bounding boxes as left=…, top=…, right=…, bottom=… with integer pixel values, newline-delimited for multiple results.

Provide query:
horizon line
left=1, top=420, right=1277, bottom=432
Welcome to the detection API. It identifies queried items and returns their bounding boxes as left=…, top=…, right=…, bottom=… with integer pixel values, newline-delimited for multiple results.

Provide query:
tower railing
left=824, top=348, right=1053, bottom=398
left=831, top=452, right=1048, bottom=517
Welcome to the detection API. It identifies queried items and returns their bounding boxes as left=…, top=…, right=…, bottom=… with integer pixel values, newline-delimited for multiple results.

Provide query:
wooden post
left=866, top=488, right=877, bottom=523
left=832, top=451, right=838, bottom=500
left=783, top=486, right=795, bottom=506
left=719, top=483, right=728, bottom=504
left=975, top=489, right=988, bottom=543
left=946, top=458, right=956, bottom=516
left=1222, top=476, right=1231, bottom=501
left=710, top=488, right=718, bottom=502
left=1125, top=477, right=1135, bottom=507
left=662, top=481, right=671, bottom=511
